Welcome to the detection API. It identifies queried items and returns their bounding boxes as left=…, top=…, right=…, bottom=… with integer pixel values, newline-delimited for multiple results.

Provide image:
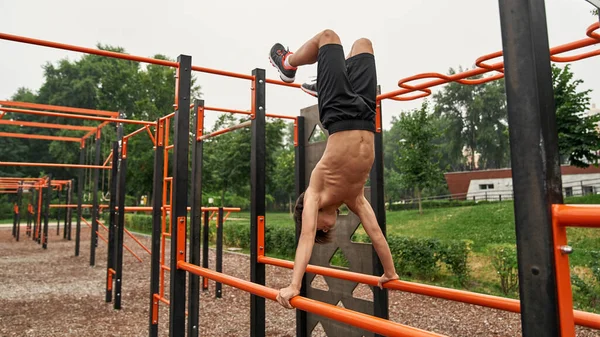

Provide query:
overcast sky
left=1, top=0, right=598, bottom=132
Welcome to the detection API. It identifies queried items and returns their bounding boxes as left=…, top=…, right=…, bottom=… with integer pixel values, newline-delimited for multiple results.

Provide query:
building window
left=582, top=185, right=594, bottom=196
left=565, top=187, right=573, bottom=197
left=479, top=184, right=494, bottom=190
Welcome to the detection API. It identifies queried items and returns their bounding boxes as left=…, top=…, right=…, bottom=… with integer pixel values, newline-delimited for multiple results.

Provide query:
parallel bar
left=250, top=68, right=266, bottom=337
left=0, top=107, right=153, bottom=125
left=178, top=262, right=445, bottom=337
left=187, top=100, right=204, bottom=337
left=169, top=54, right=192, bottom=337
left=0, top=131, right=80, bottom=142
left=499, top=1, right=562, bottom=336
left=0, top=32, right=178, bottom=67
left=106, top=141, right=119, bottom=303
left=0, top=119, right=96, bottom=131
left=0, top=100, right=119, bottom=117
left=294, top=115, right=307, bottom=337
left=90, top=133, right=102, bottom=266
left=258, top=256, right=599, bottom=329
left=190, top=65, right=253, bottom=80
left=216, top=207, right=223, bottom=298
left=149, top=118, right=164, bottom=337
left=0, top=162, right=111, bottom=169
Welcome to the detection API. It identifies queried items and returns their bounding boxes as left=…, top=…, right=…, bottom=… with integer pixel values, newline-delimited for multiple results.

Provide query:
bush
left=387, top=236, right=441, bottom=279
left=440, top=240, right=472, bottom=286
left=389, top=199, right=478, bottom=211
left=571, top=251, right=600, bottom=312
left=489, top=244, right=519, bottom=295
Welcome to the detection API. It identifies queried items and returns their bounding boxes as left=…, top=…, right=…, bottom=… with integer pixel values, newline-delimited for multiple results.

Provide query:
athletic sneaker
left=269, top=43, right=297, bottom=83
left=301, top=77, right=318, bottom=97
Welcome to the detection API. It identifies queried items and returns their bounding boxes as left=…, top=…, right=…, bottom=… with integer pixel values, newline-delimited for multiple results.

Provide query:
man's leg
left=347, top=38, right=374, bottom=59
left=345, top=38, right=377, bottom=114
left=269, top=29, right=342, bottom=83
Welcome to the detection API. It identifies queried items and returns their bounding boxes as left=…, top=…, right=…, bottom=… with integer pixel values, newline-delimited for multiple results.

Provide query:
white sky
left=0, top=0, right=598, bottom=131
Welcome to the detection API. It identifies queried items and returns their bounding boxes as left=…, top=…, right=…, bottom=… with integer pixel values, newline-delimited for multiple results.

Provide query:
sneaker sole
left=268, top=55, right=295, bottom=83
left=300, top=86, right=318, bottom=98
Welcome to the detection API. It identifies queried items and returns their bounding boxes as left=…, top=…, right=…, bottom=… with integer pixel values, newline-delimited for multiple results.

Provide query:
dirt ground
left=0, top=225, right=598, bottom=337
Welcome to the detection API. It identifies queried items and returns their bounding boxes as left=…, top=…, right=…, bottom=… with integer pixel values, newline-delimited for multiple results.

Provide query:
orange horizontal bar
left=120, top=206, right=241, bottom=212
left=190, top=65, right=254, bottom=80
left=124, top=125, right=151, bottom=140
left=0, top=107, right=153, bottom=125
left=157, top=296, right=170, bottom=306
left=50, top=204, right=93, bottom=208
left=165, top=145, right=174, bottom=150
left=265, top=78, right=302, bottom=88
left=266, top=113, right=297, bottom=121
left=0, top=131, right=80, bottom=142
left=553, top=204, right=600, bottom=228
left=0, top=100, right=118, bottom=118
left=259, top=256, right=599, bottom=329
left=204, top=106, right=251, bottom=115
left=178, top=261, right=443, bottom=337
left=0, top=162, right=111, bottom=169
left=200, top=121, right=251, bottom=141
left=0, top=32, right=178, bottom=68
left=161, top=265, right=171, bottom=272
left=0, top=119, right=96, bottom=131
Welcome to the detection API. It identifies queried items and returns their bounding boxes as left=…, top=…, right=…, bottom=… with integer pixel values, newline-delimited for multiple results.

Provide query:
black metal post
left=370, top=94, right=389, bottom=335
left=27, top=201, right=32, bottom=237
left=202, top=210, right=209, bottom=291
left=63, top=184, right=69, bottom=239
left=216, top=207, right=223, bottom=299
left=76, top=145, right=85, bottom=256
left=114, top=140, right=128, bottom=310
left=32, top=187, right=39, bottom=242
left=15, top=185, right=22, bottom=242
left=294, top=116, right=307, bottom=337
left=149, top=118, right=165, bottom=337
left=498, top=1, right=562, bottom=336
left=90, top=130, right=102, bottom=266
left=187, top=100, right=204, bottom=337
left=250, top=68, right=266, bottom=337
left=37, top=186, right=42, bottom=244
left=67, top=179, right=74, bottom=240
left=168, top=54, right=192, bottom=337
left=42, top=175, right=51, bottom=249
left=56, top=187, right=61, bottom=236
left=106, top=141, right=119, bottom=303
left=12, top=199, right=17, bottom=238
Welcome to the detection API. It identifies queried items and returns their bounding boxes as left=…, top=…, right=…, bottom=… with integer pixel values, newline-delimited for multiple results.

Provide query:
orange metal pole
left=265, top=113, right=297, bottom=120
left=0, top=162, right=111, bottom=169
left=553, top=204, right=600, bottom=228
left=124, top=124, right=152, bottom=140
left=0, top=119, right=96, bottom=131
left=178, top=262, right=444, bottom=337
left=0, top=100, right=119, bottom=117
left=551, top=205, right=576, bottom=337
left=204, top=106, right=252, bottom=115
left=200, top=121, right=251, bottom=141
left=81, top=218, right=143, bottom=263
left=103, top=150, right=113, bottom=167
left=0, top=131, right=81, bottom=142
left=145, top=125, right=156, bottom=145
left=0, top=107, right=154, bottom=125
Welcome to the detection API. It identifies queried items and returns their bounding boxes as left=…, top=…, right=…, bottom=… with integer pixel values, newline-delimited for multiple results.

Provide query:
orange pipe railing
left=0, top=131, right=81, bottom=142
left=0, top=100, right=119, bottom=118
left=0, top=119, right=96, bottom=131
left=0, top=107, right=153, bottom=125
left=0, top=162, right=111, bottom=170
left=553, top=204, right=600, bottom=228
left=378, top=22, right=600, bottom=101
left=81, top=217, right=143, bottom=263
left=200, top=121, right=251, bottom=141
left=178, top=261, right=444, bottom=337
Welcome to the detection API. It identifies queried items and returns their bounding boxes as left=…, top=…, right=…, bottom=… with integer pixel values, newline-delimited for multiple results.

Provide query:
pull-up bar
left=0, top=120, right=96, bottom=132
left=0, top=131, right=81, bottom=142
left=200, top=121, right=251, bottom=141
left=0, top=162, right=112, bottom=170
left=0, top=107, right=153, bottom=125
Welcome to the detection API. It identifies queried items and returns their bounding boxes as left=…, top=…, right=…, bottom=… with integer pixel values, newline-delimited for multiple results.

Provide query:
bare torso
left=309, top=130, right=375, bottom=208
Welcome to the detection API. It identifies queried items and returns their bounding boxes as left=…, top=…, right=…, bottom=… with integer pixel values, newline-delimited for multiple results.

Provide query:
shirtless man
left=269, top=29, right=399, bottom=309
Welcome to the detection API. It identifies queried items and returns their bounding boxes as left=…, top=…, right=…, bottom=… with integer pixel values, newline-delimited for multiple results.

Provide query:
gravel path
left=0, top=226, right=598, bottom=336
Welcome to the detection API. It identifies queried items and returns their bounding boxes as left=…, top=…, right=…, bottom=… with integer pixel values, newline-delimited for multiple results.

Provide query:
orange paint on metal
left=124, top=124, right=153, bottom=140
left=0, top=162, right=111, bottom=170
left=0, top=119, right=96, bottom=131
left=0, top=131, right=81, bottom=142
left=82, top=217, right=143, bottom=263
left=157, top=120, right=164, bottom=146
left=199, top=121, right=251, bottom=141
left=176, top=217, right=186, bottom=264
left=165, top=144, right=174, bottom=150
left=553, top=204, right=600, bottom=228
left=103, top=150, right=113, bottom=167
left=0, top=100, right=119, bottom=118
left=152, top=294, right=160, bottom=324
left=122, top=139, right=128, bottom=159
left=0, top=112, right=5, bottom=119
left=293, top=119, right=298, bottom=147
left=190, top=65, right=254, bottom=81
left=257, top=216, right=265, bottom=257
left=0, top=106, right=153, bottom=125
left=375, top=101, right=382, bottom=133
left=145, top=125, right=156, bottom=145
left=551, top=205, right=576, bottom=337
left=124, top=227, right=151, bottom=255
left=178, top=262, right=444, bottom=337
left=162, top=265, right=171, bottom=272
left=196, top=106, right=204, bottom=141
left=204, top=106, right=252, bottom=115
left=107, top=268, right=115, bottom=291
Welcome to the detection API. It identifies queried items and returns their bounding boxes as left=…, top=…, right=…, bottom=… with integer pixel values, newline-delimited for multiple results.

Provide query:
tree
left=395, top=101, right=444, bottom=214
left=433, top=67, right=509, bottom=171
left=552, top=64, right=600, bottom=167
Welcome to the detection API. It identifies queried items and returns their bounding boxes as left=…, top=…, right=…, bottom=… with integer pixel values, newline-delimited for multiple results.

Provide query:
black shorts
left=317, top=44, right=377, bottom=134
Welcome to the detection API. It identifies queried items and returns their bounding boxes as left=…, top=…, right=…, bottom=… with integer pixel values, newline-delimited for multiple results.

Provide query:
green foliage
left=389, top=199, right=479, bottom=211
left=571, top=251, right=600, bottom=312
left=488, top=244, right=519, bottom=295
left=552, top=64, right=600, bottom=167
left=440, top=240, right=472, bottom=286
left=433, top=68, right=509, bottom=171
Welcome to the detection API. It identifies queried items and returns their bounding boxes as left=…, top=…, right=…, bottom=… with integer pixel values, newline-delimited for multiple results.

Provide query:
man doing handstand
left=269, top=29, right=399, bottom=309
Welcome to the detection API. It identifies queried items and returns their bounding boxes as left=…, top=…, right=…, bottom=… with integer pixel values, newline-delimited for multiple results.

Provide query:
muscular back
left=309, top=130, right=374, bottom=208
